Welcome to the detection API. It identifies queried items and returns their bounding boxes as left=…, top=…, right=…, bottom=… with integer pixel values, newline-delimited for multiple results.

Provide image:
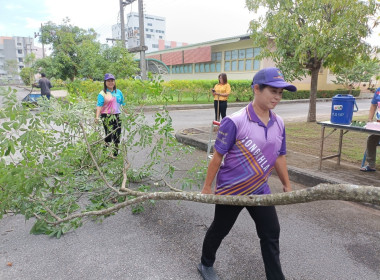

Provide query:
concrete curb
left=285, top=166, right=345, bottom=186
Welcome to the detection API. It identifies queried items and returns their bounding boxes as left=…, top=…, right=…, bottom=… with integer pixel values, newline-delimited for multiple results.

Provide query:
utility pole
left=138, top=0, right=147, bottom=80
left=41, top=23, right=45, bottom=58
left=34, top=23, right=45, bottom=58
left=119, top=0, right=126, bottom=48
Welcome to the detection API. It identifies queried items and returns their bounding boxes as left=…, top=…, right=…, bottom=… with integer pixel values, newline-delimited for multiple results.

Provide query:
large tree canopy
left=246, top=0, right=379, bottom=122
left=37, top=18, right=138, bottom=81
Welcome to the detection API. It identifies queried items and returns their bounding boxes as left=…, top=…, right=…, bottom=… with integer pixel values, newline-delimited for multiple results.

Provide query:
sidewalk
left=175, top=124, right=380, bottom=190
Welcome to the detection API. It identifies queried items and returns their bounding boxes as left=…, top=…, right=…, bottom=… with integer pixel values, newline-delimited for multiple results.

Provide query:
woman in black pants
left=212, top=73, right=231, bottom=121
left=198, top=67, right=297, bottom=280
left=95, top=73, right=125, bottom=158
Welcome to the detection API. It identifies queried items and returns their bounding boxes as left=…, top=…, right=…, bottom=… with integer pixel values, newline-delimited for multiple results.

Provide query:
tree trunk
left=307, top=67, right=320, bottom=122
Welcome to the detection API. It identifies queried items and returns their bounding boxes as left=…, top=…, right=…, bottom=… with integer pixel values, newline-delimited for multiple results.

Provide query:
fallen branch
left=51, top=184, right=379, bottom=225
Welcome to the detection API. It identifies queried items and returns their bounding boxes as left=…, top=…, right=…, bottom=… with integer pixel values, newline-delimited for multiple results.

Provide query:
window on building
left=216, top=62, right=221, bottom=72
left=146, top=34, right=152, bottom=38
left=147, top=23, right=152, bottom=26
left=159, top=36, right=163, bottom=39
left=224, top=47, right=261, bottom=72
left=19, top=66, right=24, bottom=69
left=18, top=49, right=22, bottom=54
left=194, top=52, right=222, bottom=73
left=211, top=52, right=222, bottom=61
left=231, top=60, right=237, bottom=71
left=253, top=60, right=260, bottom=70
left=152, top=44, right=159, bottom=48
left=145, top=28, right=149, bottom=31
left=18, top=58, right=23, bottom=62
left=238, top=60, right=244, bottom=71
left=17, top=43, right=22, bottom=46
left=150, top=29, right=153, bottom=32
left=224, top=61, right=230, bottom=71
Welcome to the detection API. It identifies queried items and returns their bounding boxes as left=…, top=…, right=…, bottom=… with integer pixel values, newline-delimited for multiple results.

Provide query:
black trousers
left=214, top=100, right=227, bottom=121
left=101, top=114, right=121, bottom=154
left=201, top=204, right=285, bottom=280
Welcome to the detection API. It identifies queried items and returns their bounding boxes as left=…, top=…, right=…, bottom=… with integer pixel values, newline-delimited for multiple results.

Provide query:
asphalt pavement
left=1, top=149, right=380, bottom=280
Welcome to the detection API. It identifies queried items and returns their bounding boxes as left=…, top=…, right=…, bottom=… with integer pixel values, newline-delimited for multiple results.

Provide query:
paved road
left=165, top=99, right=371, bottom=131
left=1, top=150, right=380, bottom=280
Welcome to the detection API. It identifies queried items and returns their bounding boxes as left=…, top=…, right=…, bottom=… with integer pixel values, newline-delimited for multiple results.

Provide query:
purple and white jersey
left=214, top=102, right=286, bottom=196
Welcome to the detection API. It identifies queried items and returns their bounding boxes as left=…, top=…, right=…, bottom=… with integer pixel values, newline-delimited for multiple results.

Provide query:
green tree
left=36, top=18, right=138, bottom=81
left=34, top=56, right=59, bottom=79
left=76, top=40, right=106, bottom=80
left=19, top=67, right=34, bottom=85
left=39, top=18, right=98, bottom=81
left=102, top=42, right=139, bottom=79
left=332, top=57, right=380, bottom=90
left=246, top=0, right=379, bottom=122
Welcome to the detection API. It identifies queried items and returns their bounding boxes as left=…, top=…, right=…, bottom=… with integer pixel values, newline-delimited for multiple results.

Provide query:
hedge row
left=65, top=79, right=360, bottom=104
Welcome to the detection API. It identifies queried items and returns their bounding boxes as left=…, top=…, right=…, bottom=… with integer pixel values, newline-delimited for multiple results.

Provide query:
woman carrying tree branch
left=198, top=67, right=296, bottom=280
left=95, top=73, right=125, bottom=158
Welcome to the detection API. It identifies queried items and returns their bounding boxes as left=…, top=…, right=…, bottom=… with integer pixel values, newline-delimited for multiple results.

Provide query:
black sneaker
left=197, top=263, right=219, bottom=280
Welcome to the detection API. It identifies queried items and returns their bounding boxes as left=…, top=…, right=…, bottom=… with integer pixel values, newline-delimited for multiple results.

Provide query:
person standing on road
left=211, top=73, right=231, bottom=121
left=360, top=86, right=380, bottom=172
left=198, top=67, right=296, bottom=280
left=34, top=73, right=52, bottom=100
left=95, top=73, right=125, bottom=158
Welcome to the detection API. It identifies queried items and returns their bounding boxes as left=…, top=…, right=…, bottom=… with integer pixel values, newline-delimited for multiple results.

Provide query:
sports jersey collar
left=247, top=102, right=277, bottom=126
left=106, top=89, right=116, bottom=94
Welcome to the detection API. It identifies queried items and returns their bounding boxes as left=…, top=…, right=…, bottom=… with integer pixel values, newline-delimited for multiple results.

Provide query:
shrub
left=20, top=67, right=34, bottom=85
left=65, top=78, right=359, bottom=104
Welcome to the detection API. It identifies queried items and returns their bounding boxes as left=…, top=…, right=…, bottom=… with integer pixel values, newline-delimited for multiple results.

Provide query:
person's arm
left=274, top=155, right=292, bottom=192
left=95, top=107, right=102, bottom=123
left=368, top=103, right=377, bottom=122
left=95, top=92, right=105, bottom=123
left=201, top=150, right=224, bottom=194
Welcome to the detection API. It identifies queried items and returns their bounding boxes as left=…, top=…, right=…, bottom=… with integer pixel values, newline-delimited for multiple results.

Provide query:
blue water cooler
left=330, top=94, right=358, bottom=125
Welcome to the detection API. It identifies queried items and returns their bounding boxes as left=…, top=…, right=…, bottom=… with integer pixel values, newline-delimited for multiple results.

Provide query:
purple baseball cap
left=104, top=73, right=115, bottom=81
left=251, top=67, right=297, bottom=92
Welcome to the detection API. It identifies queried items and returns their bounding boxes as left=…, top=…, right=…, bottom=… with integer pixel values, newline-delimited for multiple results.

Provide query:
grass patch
left=285, top=115, right=380, bottom=168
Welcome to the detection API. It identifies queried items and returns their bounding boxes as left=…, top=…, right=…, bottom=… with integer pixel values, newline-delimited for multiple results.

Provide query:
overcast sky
left=0, top=0, right=379, bottom=48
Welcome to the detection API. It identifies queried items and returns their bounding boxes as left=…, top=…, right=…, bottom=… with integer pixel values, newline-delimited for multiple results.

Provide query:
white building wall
left=111, top=12, right=166, bottom=52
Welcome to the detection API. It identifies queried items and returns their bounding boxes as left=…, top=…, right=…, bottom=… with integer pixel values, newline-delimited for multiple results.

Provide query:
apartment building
left=0, top=36, right=42, bottom=82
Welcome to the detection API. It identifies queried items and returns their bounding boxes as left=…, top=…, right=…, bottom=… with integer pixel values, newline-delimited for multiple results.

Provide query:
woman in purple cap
left=95, top=73, right=125, bottom=158
left=197, top=67, right=296, bottom=280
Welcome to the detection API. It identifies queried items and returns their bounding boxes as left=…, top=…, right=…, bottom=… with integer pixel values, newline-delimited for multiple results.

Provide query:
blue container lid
left=332, top=94, right=355, bottom=100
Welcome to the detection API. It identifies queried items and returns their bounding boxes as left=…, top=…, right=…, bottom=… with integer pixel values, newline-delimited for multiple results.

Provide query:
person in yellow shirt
left=211, top=73, right=231, bottom=121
